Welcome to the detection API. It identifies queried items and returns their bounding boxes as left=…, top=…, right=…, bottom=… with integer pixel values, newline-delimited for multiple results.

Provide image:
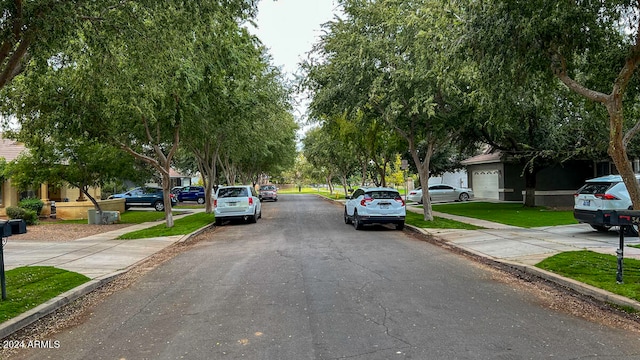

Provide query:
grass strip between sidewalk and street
left=537, top=250, right=640, bottom=304
left=404, top=211, right=482, bottom=230
left=117, top=212, right=215, bottom=239
left=0, top=266, right=90, bottom=323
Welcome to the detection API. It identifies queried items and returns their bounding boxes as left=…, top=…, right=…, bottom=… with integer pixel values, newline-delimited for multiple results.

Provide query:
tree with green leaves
left=304, top=0, right=470, bottom=220
left=2, top=1, right=258, bottom=227
left=464, top=1, right=640, bottom=209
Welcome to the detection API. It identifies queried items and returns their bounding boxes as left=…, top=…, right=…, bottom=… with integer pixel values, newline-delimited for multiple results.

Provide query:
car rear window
left=260, top=185, right=276, bottom=191
left=365, top=190, right=400, bottom=199
left=218, top=187, right=249, bottom=198
left=577, top=182, right=616, bottom=194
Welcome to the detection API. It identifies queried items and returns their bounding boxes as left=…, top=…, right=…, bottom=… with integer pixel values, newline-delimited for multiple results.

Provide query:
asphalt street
left=8, top=194, right=640, bottom=359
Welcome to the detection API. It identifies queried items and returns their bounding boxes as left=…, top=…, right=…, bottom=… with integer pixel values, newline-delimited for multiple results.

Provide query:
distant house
left=0, top=137, right=102, bottom=218
left=461, top=149, right=601, bottom=207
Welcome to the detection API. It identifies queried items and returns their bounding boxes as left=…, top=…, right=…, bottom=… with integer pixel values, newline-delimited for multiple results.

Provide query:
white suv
left=214, top=185, right=262, bottom=226
left=344, top=187, right=406, bottom=230
left=574, top=174, right=640, bottom=234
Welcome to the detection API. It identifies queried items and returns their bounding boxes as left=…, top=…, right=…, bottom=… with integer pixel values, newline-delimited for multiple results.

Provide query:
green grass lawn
left=0, top=266, right=90, bottom=323
left=405, top=211, right=482, bottom=230
left=117, top=212, right=215, bottom=239
left=537, top=251, right=640, bottom=303
left=431, top=202, right=577, bottom=228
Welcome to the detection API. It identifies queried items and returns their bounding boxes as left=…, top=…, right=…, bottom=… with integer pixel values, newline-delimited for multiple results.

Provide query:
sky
left=250, top=0, right=342, bottom=125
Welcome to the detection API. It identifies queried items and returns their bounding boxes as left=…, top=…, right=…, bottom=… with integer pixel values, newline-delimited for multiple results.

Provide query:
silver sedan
left=406, top=185, right=474, bottom=204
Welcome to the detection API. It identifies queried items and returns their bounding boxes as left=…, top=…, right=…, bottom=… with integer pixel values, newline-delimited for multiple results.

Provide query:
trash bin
left=50, top=200, right=56, bottom=219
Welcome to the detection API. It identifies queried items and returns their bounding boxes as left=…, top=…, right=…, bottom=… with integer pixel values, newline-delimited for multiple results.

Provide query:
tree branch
left=553, top=53, right=609, bottom=104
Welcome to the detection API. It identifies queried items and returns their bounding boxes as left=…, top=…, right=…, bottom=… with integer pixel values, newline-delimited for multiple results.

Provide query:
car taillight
left=214, top=199, right=218, bottom=208
left=249, top=197, right=254, bottom=205
left=395, top=196, right=405, bottom=206
left=595, top=193, right=619, bottom=200
left=361, top=195, right=373, bottom=206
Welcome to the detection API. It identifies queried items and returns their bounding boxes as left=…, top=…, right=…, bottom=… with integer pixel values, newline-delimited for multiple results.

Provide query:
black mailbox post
left=607, top=210, right=640, bottom=284
left=0, top=219, right=27, bottom=300
left=0, top=221, right=12, bottom=300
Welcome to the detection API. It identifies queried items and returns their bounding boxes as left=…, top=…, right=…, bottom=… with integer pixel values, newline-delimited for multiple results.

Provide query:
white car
left=406, top=185, right=474, bottom=204
left=574, top=174, right=640, bottom=234
left=214, top=185, right=262, bottom=225
left=344, top=187, right=406, bottom=230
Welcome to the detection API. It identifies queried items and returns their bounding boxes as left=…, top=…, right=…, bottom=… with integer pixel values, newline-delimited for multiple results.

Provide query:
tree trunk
left=607, top=101, right=640, bottom=210
left=409, top=139, right=434, bottom=221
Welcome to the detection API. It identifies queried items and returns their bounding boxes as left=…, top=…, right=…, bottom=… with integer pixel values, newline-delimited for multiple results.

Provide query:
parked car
left=344, top=187, right=406, bottom=230
left=406, top=185, right=474, bottom=204
left=574, top=174, right=640, bottom=235
left=171, top=186, right=185, bottom=196
left=177, top=186, right=206, bottom=204
left=108, top=186, right=177, bottom=211
left=259, top=184, right=278, bottom=201
left=214, top=185, right=262, bottom=225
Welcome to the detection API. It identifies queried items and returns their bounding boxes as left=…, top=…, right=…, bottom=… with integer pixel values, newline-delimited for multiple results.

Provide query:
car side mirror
left=346, top=195, right=352, bottom=200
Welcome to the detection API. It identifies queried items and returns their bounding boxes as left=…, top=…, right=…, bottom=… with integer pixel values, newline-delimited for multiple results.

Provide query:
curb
left=0, top=221, right=216, bottom=340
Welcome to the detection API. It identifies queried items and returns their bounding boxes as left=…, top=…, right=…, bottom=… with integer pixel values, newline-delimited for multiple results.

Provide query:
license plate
left=379, top=202, right=390, bottom=209
left=583, top=200, right=590, bottom=206
left=228, top=202, right=237, bottom=206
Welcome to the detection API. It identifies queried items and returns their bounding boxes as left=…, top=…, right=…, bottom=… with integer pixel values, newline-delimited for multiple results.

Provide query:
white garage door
left=472, top=170, right=499, bottom=199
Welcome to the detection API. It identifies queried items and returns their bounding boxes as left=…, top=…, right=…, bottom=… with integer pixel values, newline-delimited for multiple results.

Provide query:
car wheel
left=344, top=207, right=352, bottom=224
left=418, top=198, right=423, bottom=204
left=274, top=198, right=278, bottom=202
left=459, top=193, right=470, bottom=201
left=353, top=211, right=363, bottom=230
left=590, top=224, right=611, bottom=232
left=197, top=197, right=205, bottom=204
left=215, top=217, right=223, bottom=226
left=154, top=201, right=164, bottom=212
left=396, top=221, right=405, bottom=230
left=250, top=210, right=258, bottom=223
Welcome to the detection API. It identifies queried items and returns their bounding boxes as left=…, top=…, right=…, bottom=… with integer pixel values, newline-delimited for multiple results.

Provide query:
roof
left=0, top=136, right=26, bottom=162
left=460, top=151, right=503, bottom=166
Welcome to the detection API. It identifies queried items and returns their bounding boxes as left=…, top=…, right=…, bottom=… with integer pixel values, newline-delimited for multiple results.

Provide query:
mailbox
left=8, top=219, right=26, bottom=234
left=0, top=221, right=12, bottom=237
left=608, top=210, right=640, bottom=226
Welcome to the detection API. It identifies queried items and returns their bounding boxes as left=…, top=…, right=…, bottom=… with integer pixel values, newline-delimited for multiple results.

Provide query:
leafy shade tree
left=467, top=78, right=592, bottom=206
left=465, top=1, right=640, bottom=209
left=0, top=1, right=115, bottom=91
left=304, top=0, right=470, bottom=220
left=2, top=1, right=259, bottom=227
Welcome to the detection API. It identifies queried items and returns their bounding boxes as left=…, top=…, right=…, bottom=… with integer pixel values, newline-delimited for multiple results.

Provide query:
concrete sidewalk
left=3, top=209, right=208, bottom=279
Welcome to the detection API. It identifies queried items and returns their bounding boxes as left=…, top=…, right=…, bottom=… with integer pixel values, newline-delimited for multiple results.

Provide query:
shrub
left=18, top=197, right=44, bottom=216
left=6, top=206, right=38, bottom=225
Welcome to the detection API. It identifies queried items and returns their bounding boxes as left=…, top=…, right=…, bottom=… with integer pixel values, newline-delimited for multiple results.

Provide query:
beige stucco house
left=0, top=137, right=125, bottom=220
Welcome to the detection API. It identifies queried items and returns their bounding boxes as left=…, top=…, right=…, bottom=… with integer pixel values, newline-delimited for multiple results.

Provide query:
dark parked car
left=177, top=186, right=206, bottom=204
left=108, top=186, right=177, bottom=211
